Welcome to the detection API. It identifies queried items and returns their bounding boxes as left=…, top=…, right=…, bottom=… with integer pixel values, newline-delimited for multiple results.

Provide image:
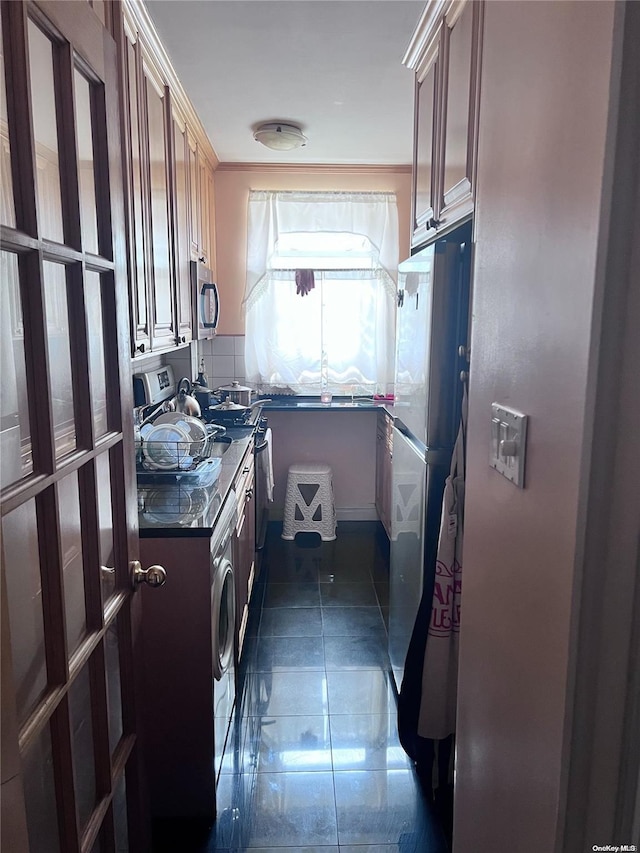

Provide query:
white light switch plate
left=490, top=403, right=528, bottom=487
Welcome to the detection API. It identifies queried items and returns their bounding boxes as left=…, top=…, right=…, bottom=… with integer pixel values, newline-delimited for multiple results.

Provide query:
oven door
left=192, top=261, right=219, bottom=339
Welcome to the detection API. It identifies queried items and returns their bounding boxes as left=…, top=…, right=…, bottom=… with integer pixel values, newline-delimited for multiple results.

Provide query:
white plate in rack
left=143, top=422, right=192, bottom=470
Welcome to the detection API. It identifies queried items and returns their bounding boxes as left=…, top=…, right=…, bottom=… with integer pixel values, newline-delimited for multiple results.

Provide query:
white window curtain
left=243, top=190, right=399, bottom=395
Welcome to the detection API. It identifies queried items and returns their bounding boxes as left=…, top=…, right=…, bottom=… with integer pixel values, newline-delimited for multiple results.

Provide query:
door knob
left=130, top=560, right=167, bottom=589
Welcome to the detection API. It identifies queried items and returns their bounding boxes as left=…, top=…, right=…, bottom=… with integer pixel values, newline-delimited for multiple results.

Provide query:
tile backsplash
left=198, top=335, right=246, bottom=387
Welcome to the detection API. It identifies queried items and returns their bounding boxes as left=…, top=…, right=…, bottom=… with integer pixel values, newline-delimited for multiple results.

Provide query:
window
left=244, top=190, right=398, bottom=395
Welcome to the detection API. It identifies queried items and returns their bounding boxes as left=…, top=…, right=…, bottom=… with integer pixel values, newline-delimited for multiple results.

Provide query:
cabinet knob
left=135, top=342, right=146, bottom=354
left=428, top=217, right=440, bottom=230
left=199, top=256, right=206, bottom=264
left=245, top=488, right=253, bottom=501
left=130, top=560, right=167, bottom=589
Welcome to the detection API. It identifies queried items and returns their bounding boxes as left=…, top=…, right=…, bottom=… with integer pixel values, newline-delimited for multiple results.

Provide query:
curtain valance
left=244, top=190, right=399, bottom=311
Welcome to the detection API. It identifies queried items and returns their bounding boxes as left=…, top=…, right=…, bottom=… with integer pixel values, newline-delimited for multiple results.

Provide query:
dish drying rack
left=136, top=431, right=222, bottom=486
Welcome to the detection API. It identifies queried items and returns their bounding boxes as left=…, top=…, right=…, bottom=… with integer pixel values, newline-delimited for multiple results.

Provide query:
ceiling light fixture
left=253, top=122, right=307, bottom=151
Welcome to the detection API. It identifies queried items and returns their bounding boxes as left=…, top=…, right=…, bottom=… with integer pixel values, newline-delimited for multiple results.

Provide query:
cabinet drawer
left=234, top=454, right=255, bottom=532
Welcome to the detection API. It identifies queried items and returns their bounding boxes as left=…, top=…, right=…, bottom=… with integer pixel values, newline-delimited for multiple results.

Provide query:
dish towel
left=260, top=428, right=274, bottom=501
left=418, top=385, right=467, bottom=740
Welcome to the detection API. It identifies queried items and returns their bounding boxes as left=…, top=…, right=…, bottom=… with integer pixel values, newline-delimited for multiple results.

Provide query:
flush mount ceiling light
left=253, top=122, right=307, bottom=151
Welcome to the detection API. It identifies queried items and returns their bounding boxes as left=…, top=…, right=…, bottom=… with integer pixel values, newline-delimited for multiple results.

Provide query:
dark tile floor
left=152, top=522, right=449, bottom=852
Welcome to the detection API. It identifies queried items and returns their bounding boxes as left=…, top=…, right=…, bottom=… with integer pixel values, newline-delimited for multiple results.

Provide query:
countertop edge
left=137, top=421, right=259, bottom=539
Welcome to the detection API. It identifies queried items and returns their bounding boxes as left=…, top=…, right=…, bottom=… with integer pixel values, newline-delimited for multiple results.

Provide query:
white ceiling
left=144, top=0, right=425, bottom=166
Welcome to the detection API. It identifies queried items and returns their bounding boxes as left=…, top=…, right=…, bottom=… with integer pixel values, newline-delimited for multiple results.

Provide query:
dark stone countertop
left=137, top=424, right=256, bottom=538
left=258, top=396, right=395, bottom=416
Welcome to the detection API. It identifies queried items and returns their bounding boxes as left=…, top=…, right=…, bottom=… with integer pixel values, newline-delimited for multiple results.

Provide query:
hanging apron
left=417, top=388, right=467, bottom=740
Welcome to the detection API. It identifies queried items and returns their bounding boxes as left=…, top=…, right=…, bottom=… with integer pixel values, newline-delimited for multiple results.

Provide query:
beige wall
left=265, top=409, right=378, bottom=519
left=213, top=166, right=412, bottom=335
left=454, top=2, right=618, bottom=851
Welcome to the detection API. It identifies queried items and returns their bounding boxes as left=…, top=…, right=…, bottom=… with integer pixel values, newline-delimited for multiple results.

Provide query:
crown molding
left=123, top=0, right=219, bottom=169
left=403, top=0, right=450, bottom=69
left=215, top=162, right=412, bottom=174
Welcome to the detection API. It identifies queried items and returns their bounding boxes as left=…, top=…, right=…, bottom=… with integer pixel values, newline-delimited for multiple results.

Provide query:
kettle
left=173, top=378, right=201, bottom=418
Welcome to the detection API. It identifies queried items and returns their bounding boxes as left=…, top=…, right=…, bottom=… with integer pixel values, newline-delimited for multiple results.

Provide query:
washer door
left=211, top=557, right=235, bottom=680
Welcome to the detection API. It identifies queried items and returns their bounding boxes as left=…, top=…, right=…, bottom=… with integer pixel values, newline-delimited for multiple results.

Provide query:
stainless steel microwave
left=191, top=261, right=219, bottom=339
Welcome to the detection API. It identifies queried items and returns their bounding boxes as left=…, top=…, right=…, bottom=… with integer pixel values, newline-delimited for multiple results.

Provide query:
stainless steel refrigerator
left=389, top=221, right=472, bottom=692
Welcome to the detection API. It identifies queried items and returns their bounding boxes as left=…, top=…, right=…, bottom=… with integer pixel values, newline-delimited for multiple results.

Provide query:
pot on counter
left=208, top=398, right=268, bottom=420
left=216, top=381, right=255, bottom=407
left=192, top=383, right=220, bottom=413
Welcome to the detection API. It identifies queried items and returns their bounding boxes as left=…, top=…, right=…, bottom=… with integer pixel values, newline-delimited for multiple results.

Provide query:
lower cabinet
left=233, top=446, right=256, bottom=661
left=376, top=411, right=393, bottom=538
left=138, top=534, right=219, bottom=818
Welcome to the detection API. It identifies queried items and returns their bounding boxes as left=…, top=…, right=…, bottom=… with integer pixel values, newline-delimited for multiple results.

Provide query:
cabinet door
left=198, top=156, right=210, bottom=267
left=233, top=452, right=256, bottom=661
left=412, top=32, right=442, bottom=248
left=376, top=414, right=393, bottom=539
left=141, top=52, right=176, bottom=350
left=381, top=418, right=393, bottom=538
left=170, top=105, right=192, bottom=345
left=206, top=167, right=216, bottom=275
left=187, top=129, right=200, bottom=261
left=438, top=0, right=483, bottom=229
left=120, top=24, right=150, bottom=356
left=376, top=421, right=385, bottom=522
left=389, top=428, right=426, bottom=691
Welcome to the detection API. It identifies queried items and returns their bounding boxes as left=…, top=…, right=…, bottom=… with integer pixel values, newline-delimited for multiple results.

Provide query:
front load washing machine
left=211, top=492, right=237, bottom=783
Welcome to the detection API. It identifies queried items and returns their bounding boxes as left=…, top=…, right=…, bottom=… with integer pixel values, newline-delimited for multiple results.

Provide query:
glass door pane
left=27, top=20, right=64, bottom=243
left=58, top=471, right=87, bottom=655
left=22, top=720, right=61, bottom=853
left=95, top=451, right=116, bottom=605
left=104, top=618, right=123, bottom=753
left=68, top=664, right=97, bottom=832
left=113, top=774, right=129, bottom=852
left=73, top=70, right=99, bottom=253
left=43, top=261, right=77, bottom=458
left=1, top=252, right=33, bottom=486
left=2, top=499, right=47, bottom=723
left=85, top=270, right=109, bottom=438
left=0, top=11, right=16, bottom=228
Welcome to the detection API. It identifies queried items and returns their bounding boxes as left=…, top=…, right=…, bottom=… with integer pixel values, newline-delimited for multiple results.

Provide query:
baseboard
left=336, top=506, right=379, bottom=522
left=269, top=504, right=379, bottom=523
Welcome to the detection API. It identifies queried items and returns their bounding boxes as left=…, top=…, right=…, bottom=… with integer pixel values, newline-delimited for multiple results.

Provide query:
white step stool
left=282, top=462, right=337, bottom=541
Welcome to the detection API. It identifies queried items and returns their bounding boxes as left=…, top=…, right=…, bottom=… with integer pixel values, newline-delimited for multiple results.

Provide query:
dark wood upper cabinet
left=405, top=0, right=483, bottom=246
left=412, top=31, right=442, bottom=245
left=115, top=2, right=218, bottom=359
left=170, top=102, right=193, bottom=345
left=118, top=18, right=150, bottom=355
left=141, top=49, right=177, bottom=351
